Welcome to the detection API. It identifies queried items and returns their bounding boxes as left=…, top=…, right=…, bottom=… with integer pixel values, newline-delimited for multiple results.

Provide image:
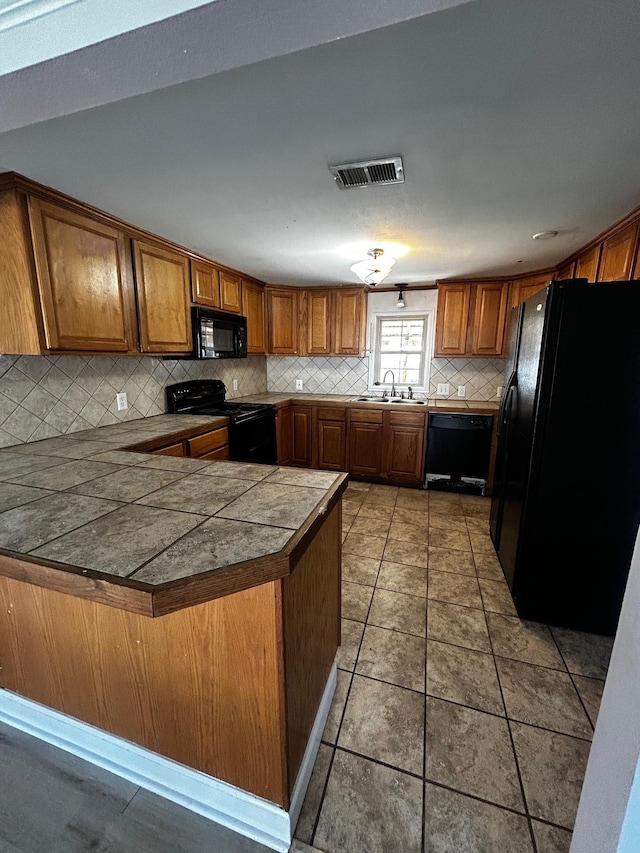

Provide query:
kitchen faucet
left=375, top=370, right=398, bottom=397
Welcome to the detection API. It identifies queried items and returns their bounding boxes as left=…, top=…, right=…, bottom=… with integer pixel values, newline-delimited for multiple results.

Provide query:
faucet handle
left=407, top=386, right=413, bottom=399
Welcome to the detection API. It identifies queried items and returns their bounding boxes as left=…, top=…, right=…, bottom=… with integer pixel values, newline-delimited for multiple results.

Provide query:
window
left=371, top=314, right=430, bottom=389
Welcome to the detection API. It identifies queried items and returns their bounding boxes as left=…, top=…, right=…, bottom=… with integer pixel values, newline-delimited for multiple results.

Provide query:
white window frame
left=367, top=310, right=434, bottom=394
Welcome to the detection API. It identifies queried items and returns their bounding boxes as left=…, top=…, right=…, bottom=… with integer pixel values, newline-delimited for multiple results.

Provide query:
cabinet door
left=333, top=288, right=365, bottom=355
left=434, top=284, right=471, bottom=356
left=556, top=260, right=576, bottom=281
left=242, top=280, right=266, bottom=354
left=133, top=240, right=192, bottom=353
left=187, top=427, right=229, bottom=458
left=469, top=281, right=509, bottom=356
left=28, top=198, right=137, bottom=352
left=348, top=411, right=384, bottom=476
left=597, top=223, right=639, bottom=281
left=306, top=290, right=332, bottom=355
left=153, top=442, right=185, bottom=457
left=510, top=274, right=549, bottom=308
left=220, top=271, right=242, bottom=313
left=191, top=260, right=220, bottom=308
left=575, top=245, right=601, bottom=282
left=267, top=289, right=298, bottom=354
left=384, top=413, right=425, bottom=484
left=317, top=419, right=346, bottom=471
left=291, top=406, right=313, bottom=467
left=276, top=406, right=293, bottom=466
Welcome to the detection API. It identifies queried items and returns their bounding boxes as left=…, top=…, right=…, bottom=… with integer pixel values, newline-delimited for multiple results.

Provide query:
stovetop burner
left=165, top=380, right=274, bottom=423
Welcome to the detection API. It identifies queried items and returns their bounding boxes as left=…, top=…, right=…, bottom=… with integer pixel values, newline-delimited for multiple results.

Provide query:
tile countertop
left=234, top=393, right=501, bottom=412
left=0, top=414, right=347, bottom=614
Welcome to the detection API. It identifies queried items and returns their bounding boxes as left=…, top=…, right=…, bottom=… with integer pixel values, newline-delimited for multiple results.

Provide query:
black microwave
left=191, top=307, right=248, bottom=359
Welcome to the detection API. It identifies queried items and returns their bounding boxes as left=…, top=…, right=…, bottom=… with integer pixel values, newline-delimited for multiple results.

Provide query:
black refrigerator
left=490, top=279, right=640, bottom=635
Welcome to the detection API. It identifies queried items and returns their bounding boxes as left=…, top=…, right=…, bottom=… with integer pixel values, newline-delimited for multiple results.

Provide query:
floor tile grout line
left=547, top=627, right=598, bottom=733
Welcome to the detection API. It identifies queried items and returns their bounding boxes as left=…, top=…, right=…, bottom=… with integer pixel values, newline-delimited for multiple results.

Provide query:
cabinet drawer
left=389, top=411, right=426, bottom=426
left=349, top=408, right=384, bottom=424
left=199, top=445, right=230, bottom=461
left=154, top=442, right=186, bottom=457
left=317, top=406, right=346, bottom=421
left=187, top=427, right=229, bottom=457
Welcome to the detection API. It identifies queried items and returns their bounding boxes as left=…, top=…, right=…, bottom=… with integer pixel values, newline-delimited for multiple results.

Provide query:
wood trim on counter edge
left=0, top=476, right=349, bottom=618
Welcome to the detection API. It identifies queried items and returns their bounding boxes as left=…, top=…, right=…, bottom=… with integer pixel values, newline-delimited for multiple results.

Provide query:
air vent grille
left=329, top=156, right=404, bottom=189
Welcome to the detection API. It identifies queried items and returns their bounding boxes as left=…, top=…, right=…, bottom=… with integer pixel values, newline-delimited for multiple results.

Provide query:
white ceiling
left=0, top=0, right=639, bottom=287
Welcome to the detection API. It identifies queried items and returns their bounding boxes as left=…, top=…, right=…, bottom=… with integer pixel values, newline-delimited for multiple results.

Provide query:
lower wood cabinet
left=347, top=410, right=385, bottom=478
left=276, top=406, right=293, bottom=466
left=384, top=412, right=426, bottom=484
left=154, top=442, right=185, bottom=457
left=316, top=407, right=346, bottom=471
left=291, top=406, right=313, bottom=467
left=150, top=426, right=229, bottom=460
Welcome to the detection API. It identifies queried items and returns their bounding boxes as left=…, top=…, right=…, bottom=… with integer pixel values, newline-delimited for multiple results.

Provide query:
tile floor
left=0, top=483, right=613, bottom=853
left=295, top=482, right=613, bottom=853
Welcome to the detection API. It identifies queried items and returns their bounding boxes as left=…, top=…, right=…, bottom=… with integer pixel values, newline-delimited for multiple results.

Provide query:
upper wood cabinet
left=132, top=240, right=192, bottom=354
left=510, top=273, right=553, bottom=308
left=242, top=279, right=266, bottom=354
left=220, top=271, right=242, bottom=314
left=191, top=260, right=220, bottom=308
left=556, top=260, right=575, bottom=281
left=28, top=198, right=138, bottom=353
left=267, top=288, right=299, bottom=354
left=574, top=245, right=601, bottom=282
left=434, top=283, right=471, bottom=356
left=597, top=223, right=639, bottom=281
left=435, top=280, right=509, bottom=357
left=305, top=290, right=332, bottom=355
left=333, top=288, right=366, bottom=355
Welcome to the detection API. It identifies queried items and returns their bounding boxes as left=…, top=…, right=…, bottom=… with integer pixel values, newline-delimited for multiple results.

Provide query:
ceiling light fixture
left=532, top=231, right=558, bottom=241
left=395, top=283, right=406, bottom=309
left=350, top=247, right=396, bottom=286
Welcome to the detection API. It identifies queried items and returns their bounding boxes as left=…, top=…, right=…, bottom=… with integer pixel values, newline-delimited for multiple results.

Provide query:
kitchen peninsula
left=0, top=414, right=346, bottom=852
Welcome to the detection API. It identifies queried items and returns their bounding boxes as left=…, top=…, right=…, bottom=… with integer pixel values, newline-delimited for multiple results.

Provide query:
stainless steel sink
left=390, top=399, right=425, bottom=404
left=354, top=396, right=389, bottom=402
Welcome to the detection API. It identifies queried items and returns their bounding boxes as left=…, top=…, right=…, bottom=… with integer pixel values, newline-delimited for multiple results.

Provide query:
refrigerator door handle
left=497, top=373, right=516, bottom=440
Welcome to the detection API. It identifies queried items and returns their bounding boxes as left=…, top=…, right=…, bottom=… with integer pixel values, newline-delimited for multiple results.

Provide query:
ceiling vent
left=329, top=156, right=404, bottom=189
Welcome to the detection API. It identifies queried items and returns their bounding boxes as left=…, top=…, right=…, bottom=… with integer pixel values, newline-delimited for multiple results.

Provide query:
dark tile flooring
left=296, top=482, right=612, bottom=853
left=0, top=483, right=612, bottom=853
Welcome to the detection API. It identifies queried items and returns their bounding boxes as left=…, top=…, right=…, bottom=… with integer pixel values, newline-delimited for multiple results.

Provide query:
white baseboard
left=0, top=662, right=337, bottom=853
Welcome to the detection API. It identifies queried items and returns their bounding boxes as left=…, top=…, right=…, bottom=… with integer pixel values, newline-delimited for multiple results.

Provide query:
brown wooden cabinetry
left=597, top=223, right=639, bottom=281
left=154, top=442, right=186, bottom=457
left=347, top=409, right=384, bottom=477
left=219, top=271, right=242, bottom=313
left=133, top=240, right=192, bottom=354
left=187, top=427, right=229, bottom=458
left=384, top=411, right=426, bottom=485
left=305, top=290, right=332, bottom=355
left=267, top=288, right=299, bottom=354
left=316, top=407, right=346, bottom=471
left=510, top=273, right=553, bottom=308
left=291, top=406, right=313, bottom=467
left=435, top=280, right=509, bottom=357
left=574, top=245, right=601, bottom=282
left=191, top=260, right=220, bottom=308
left=333, top=288, right=366, bottom=355
left=556, top=260, right=576, bottom=281
left=276, top=406, right=293, bottom=466
left=28, top=197, right=138, bottom=353
left=242, top=279, right=266, bottom=354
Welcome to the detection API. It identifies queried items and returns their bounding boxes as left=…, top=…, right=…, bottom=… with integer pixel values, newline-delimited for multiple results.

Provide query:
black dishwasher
left=425, top=413, right=494, bottom=494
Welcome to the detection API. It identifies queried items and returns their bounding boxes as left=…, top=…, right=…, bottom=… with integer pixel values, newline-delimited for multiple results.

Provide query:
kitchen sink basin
left=353, top=396, right=425, bottom=404
left=390, top=399, right=425, bottom=404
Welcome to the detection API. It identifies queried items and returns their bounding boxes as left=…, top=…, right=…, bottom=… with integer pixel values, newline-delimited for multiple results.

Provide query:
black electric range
left=166, top=380, right=277, bottom=464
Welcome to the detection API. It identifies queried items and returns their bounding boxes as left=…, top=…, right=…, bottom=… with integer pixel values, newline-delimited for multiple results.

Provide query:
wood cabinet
left=305, top=290, right=332, bottom=355
left=347, top=410, right=384, bottom=477
left=316, top=407, right=346, bottom=471
left=133, top=240, right=192, bottom=354
left=276, top=406, right=293, bottom=466
left=597, top=223, right=639, bottom=281
left=267, top=288, right=299, bottom=354
left=291, top=406, right=313, bottom=467
left=556, top=260, right=575, bottom=281
left=28, top=197, right=138, bottom=353
left=333, top=288, right=366, bottom=355
left=242, top=279, right=266, bottom=354
left=574, top=245, right=601, bottom=282
left=191, top=260, right=220, bottom=308
left=219, top=271, right=242, bottom=314
left=435, top=280, right=509, bottom=357
left=153, top=442, right=186, bottom=457
left=510, top=273, right=553, bottom=308
left=384, top=411, right=426, bottom=485
left=187, top=427, right=229, bottom=458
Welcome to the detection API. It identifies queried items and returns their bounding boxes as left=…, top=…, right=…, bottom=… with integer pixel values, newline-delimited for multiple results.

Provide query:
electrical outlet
left=436, top=383, right=450, bottom=396
left=295, top=379, right=304, bottom=391
left=116, top=392, right=128, bottom=411
left=496, top=385, right=504, bottom=398
left=232, top=379, right=238, bottom=391
left=457, top=385, right=466, bottom=398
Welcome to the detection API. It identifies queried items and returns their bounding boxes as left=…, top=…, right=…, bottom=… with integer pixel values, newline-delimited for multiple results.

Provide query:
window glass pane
left=374, top=314, right=429, bottom=388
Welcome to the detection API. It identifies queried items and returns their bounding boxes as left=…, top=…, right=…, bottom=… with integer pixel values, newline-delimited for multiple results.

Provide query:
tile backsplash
left=267, top=356, right=505, bottom=401
left=0, top=354, right=266, bottom=448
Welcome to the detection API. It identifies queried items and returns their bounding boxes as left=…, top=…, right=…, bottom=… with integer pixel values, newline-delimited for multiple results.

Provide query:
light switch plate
left=496, top=385, right=504, bottom=398
left=436, top=383, right=450, bottom=396
left=232, top=379, right=238, bottom=391
left=116, top=392, right=128, bottom=411
left=457, top=385, right=466, bottom=398
left=295, top=379, right=304, bottom=391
